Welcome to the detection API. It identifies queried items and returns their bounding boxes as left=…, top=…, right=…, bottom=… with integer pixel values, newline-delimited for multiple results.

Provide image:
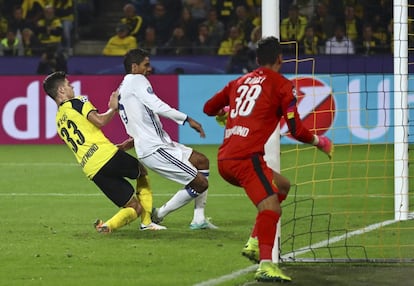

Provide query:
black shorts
left=92, top=150, right=140, bottom=207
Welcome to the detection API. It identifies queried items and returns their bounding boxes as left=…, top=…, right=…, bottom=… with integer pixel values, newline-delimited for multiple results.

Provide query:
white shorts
left=140, top=142, right=197, bottom=186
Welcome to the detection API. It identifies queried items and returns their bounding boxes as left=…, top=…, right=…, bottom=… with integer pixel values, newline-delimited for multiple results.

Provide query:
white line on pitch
left=0, top=193, right=390, bottom=199
left=192, top=215, right=412, bottom=286
left=280, top=217, right=406, bottom=259
left=0, top=193, right=246, bottom=197
left=0, top=162, right=78, bottom=166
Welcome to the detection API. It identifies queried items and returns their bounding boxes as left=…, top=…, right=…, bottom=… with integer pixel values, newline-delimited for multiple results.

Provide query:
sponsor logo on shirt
left=80, top=143, right=99, bottom=168
left=224, top=125, right=249, bottom=138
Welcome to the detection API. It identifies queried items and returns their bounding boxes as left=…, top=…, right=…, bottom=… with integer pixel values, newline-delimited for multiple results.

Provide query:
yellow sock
left=105, top=207, right=137, bottom=231
left=137, top=176, right=153, bottom=226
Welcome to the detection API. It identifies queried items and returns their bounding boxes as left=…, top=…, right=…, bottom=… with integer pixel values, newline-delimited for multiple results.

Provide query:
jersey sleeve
left=134, top=76, right=188, bottom=125
left=203, top=80, right=232, bottom=115
left=280, top=81, right=314, bottom=144
left=72, top=96, right=97, bottom=118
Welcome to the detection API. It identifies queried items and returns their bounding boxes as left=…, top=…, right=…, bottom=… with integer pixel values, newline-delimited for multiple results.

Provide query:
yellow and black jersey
left=36, top=16, right=62, bottom=45
left=54, top=0, right=75, bottom=22
left=121, top=15, right=143, bottom=39
left=56, top=96, right=118, bottom=179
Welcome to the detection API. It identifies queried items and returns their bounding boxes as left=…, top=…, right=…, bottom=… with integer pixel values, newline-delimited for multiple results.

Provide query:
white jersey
left=118, top=74, right=188, bottom=158
left=325, top=36, right=355, bottom=55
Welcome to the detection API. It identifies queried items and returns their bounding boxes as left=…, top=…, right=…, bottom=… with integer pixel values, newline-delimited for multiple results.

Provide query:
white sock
left=157, top=188, right=197, bottom=219
left=192, top=191, right=207, bottom=224
left=192, top=170, right=209, bottom=224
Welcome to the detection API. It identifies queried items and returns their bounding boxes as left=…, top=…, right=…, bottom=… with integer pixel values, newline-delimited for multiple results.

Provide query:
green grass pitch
left=0, top=144, right=413, bottom=286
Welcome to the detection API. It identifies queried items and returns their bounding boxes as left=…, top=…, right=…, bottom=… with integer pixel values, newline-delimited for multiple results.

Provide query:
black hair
left=123, top=48, right=150, bottom=74
left=256, top=36, right=282, bottom=66
left=43, top=71, right=66, bottom=100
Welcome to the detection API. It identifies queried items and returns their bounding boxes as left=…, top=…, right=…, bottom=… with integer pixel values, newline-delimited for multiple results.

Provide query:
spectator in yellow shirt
left=35, top=5, right=63, bottom=53
left=53, top=0, right=75, bottom=55
left=280, top=4, right=307, bottom=43
left=120, top=3, right=144, bottom=42
left=299, top=25, right=322, bottom=55
left=103, top=24, right=137, bottom=56
left=217, top=25, right=243, bottom=55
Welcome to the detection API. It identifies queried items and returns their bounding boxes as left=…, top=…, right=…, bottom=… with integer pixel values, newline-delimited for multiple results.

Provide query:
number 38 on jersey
left=230, top=84, right=262, bottom=118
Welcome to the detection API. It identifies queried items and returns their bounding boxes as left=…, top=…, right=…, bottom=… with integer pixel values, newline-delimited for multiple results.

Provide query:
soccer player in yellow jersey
left=42, top=71, right=164, bottom=232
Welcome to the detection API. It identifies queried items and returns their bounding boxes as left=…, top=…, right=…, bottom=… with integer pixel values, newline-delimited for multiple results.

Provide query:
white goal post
left=260, top=0, right=282, bottom=263
left=264, top=0, right=411, bottom=263
left=393, top=0, right=409, bottom=221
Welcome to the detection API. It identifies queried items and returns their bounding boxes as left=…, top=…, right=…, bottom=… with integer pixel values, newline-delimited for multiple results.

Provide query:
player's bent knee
left=258, top=194, right=282, bottom=214
left=200, top=154, right=210, bottom=167
left=190, top=151, right=210, bottom=169
left=274, top=173, right=291, bottom=194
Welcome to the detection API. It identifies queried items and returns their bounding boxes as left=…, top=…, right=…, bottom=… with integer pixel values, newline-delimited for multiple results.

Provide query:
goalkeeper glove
left=215, top=106, right=229, bottom=127
left=314, top=135, right=333, bottom=159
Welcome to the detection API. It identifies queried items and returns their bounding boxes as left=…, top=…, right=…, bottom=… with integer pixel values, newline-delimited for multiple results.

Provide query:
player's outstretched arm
left=108, top=90, right=119, bottom=110
left=186, top=117, right=206, bottom=138
left=313, top=135, right=334, bottom=159
left=88, top=90, right=119, bottom=128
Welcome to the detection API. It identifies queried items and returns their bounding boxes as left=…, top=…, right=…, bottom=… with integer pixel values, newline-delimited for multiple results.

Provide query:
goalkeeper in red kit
left=203, top=36, right=333, bottom=283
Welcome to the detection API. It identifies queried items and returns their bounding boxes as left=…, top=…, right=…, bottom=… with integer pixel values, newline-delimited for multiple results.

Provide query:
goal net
left=266, top=0, right=414, bottom=263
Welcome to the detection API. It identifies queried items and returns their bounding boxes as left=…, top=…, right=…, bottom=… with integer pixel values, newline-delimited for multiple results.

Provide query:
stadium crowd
left=0, top=0, right=401, bottom=73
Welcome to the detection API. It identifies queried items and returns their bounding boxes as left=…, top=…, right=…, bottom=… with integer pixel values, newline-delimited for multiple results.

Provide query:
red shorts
left=218, top=154, right=279, bottom=205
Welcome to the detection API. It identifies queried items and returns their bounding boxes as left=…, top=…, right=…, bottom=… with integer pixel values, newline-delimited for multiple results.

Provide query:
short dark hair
left=256, top=36, right=281, bottom=66
left=43, top=71, right=66, bottom=100
left=123, top=48, right=150, bottom=73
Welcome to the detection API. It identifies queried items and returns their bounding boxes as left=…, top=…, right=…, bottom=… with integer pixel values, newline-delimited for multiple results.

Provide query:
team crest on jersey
left=78, top=95, right=88, bottom=102
left=147, top=86, right=154, bottom=94
left=292, top=87, right=298, bottom=98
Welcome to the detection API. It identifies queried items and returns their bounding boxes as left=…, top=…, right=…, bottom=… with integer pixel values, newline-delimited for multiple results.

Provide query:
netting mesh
left=276, top=7, right=414, bottom=261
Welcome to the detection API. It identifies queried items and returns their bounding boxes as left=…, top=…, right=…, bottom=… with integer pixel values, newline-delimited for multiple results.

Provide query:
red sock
left=256, top=210, right=280, bottom=261
left=251, top=221, right=258, bottom=238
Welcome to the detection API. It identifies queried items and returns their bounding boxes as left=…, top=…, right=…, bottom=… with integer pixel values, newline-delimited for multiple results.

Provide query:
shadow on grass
left=238, top=264, right=414, bottom=286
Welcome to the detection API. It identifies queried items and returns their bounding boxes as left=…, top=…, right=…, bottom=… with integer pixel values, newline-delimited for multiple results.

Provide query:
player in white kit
left=117, top=48, right=217, bottom=229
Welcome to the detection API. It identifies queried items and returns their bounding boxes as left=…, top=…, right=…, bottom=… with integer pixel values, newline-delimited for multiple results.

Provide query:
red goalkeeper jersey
left=204, top=67, right=314, bottom=160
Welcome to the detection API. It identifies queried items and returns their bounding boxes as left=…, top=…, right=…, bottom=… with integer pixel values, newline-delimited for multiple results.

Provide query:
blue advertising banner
left=178, top=74, right=414, bottom=145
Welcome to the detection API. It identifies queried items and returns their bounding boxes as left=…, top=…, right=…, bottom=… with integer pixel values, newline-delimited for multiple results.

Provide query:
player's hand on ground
left=186, top=117, right=206, bottom=138
left=316, top=135, right=333, bottom=159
